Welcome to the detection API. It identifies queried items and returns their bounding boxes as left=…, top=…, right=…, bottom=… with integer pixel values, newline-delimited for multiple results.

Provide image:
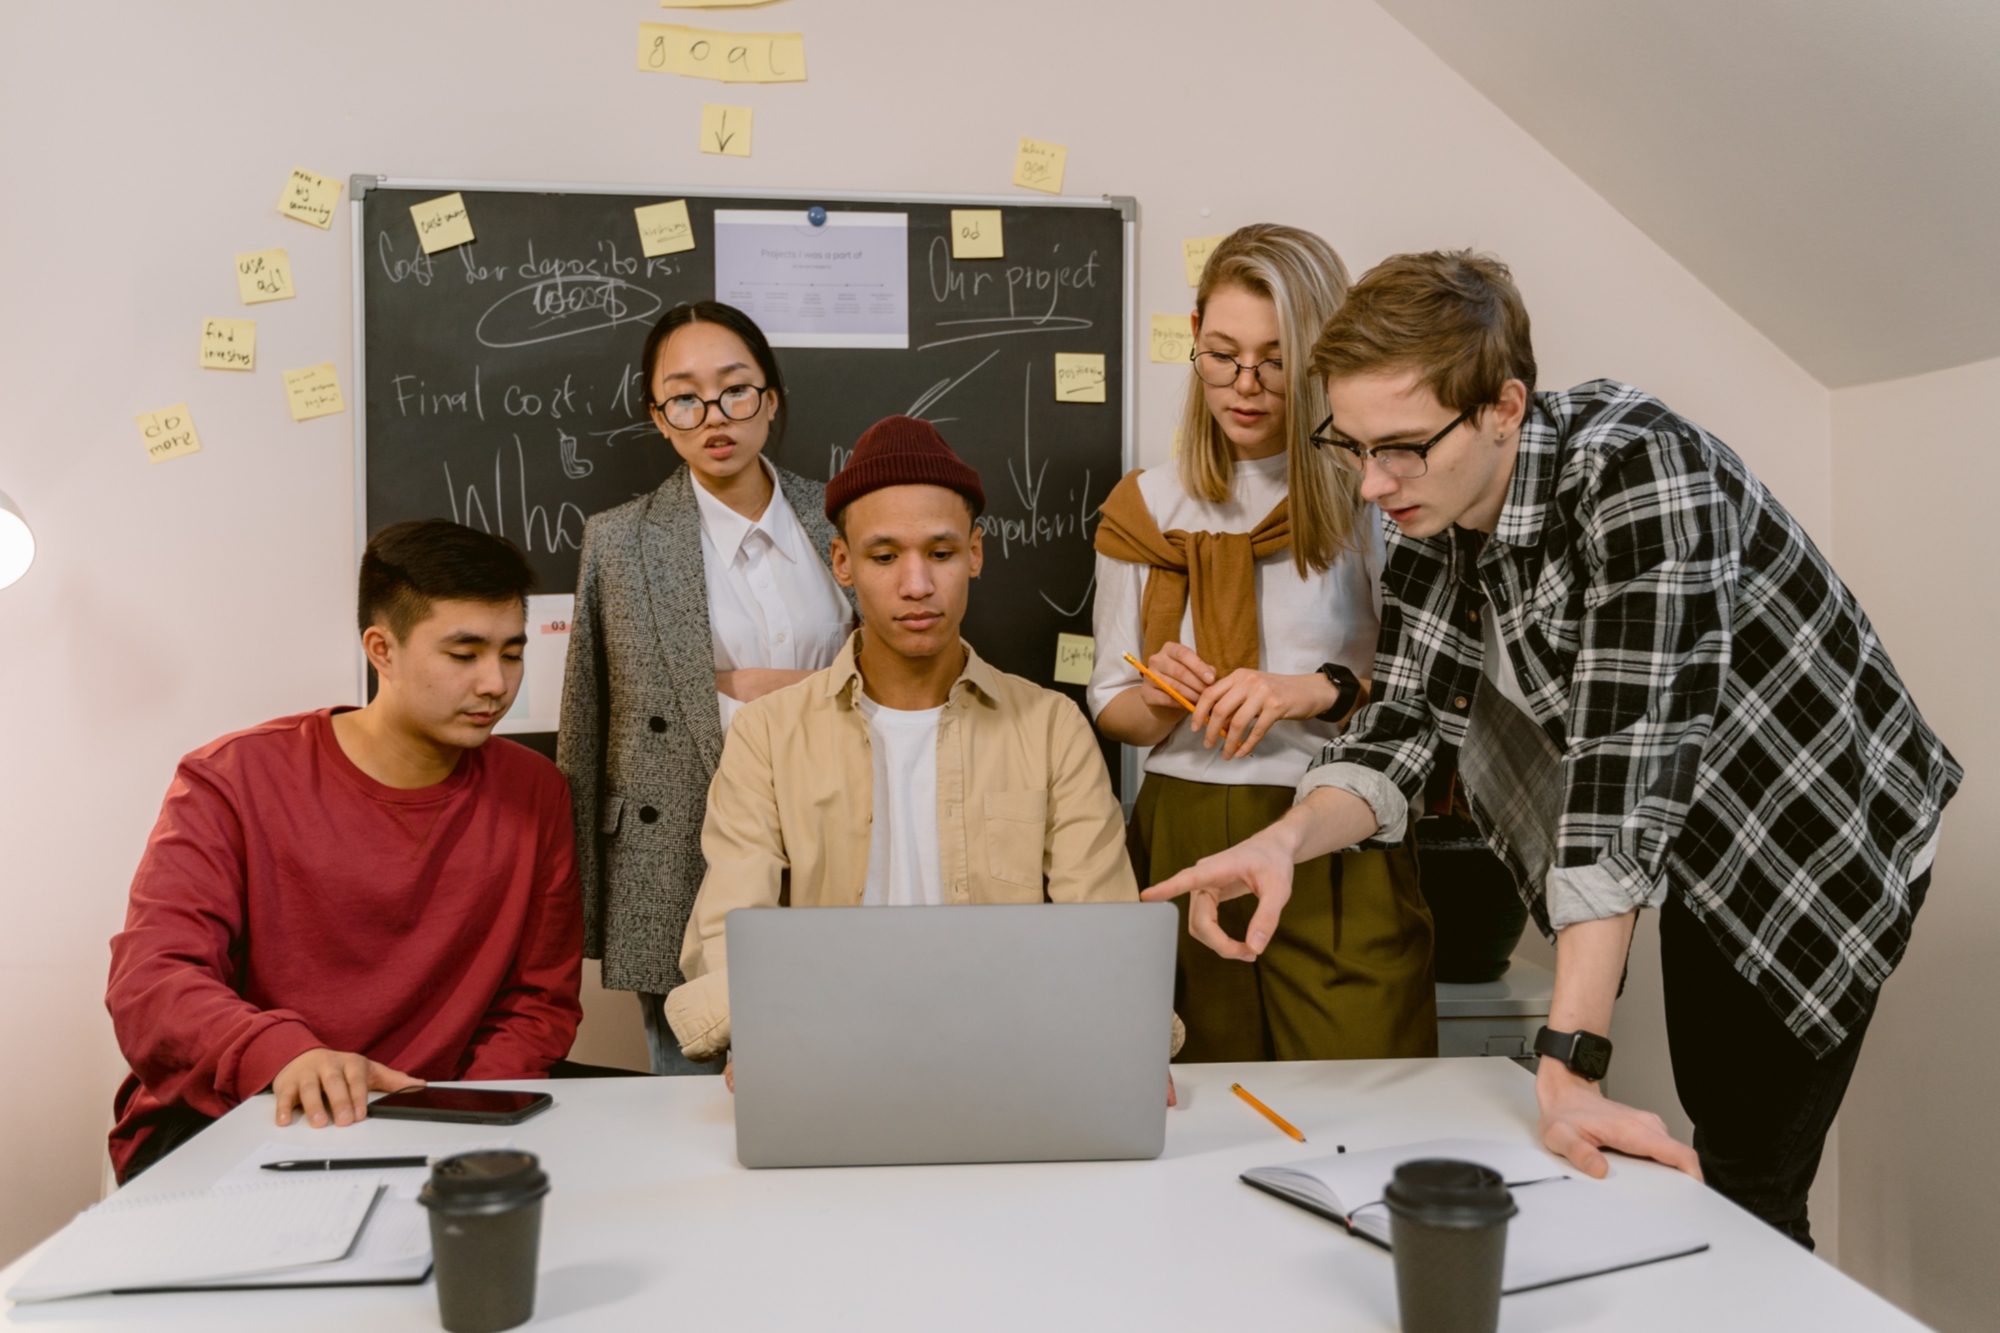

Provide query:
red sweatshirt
left=106, top=709, right=583, bottom=1176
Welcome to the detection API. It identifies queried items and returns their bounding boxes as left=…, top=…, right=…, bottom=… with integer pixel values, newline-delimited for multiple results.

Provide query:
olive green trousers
left=1131, top=773, right=1437, bottom=1062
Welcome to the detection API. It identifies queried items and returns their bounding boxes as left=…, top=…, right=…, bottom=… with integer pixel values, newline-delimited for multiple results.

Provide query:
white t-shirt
left=1087, top=454, right=1387, bottom=787
left=856, top=695, right=946, bottom=907
left=691, top=458, right=856, bottom=732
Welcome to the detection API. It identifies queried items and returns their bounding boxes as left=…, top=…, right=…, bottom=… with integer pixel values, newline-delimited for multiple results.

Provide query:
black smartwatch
left=1315, top=663, right=1362, bottom=723
left=1534, top=1026, right=1613, bottom=1081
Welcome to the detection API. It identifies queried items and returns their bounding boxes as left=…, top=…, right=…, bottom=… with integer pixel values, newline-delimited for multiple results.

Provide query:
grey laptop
left=727, top=901, right=1177, bottom=1169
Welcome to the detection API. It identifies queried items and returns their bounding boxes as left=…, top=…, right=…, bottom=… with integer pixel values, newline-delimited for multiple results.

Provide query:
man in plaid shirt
left=1148, top=251, right=1959, bottom=1248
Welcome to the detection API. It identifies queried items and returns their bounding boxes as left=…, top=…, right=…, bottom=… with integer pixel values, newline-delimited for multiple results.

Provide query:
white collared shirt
left=691, top=459, right=855, bottom=731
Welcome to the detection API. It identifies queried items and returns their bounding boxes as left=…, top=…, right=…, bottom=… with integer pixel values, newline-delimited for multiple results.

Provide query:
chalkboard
left=351, top=179, right=1133, bottom=779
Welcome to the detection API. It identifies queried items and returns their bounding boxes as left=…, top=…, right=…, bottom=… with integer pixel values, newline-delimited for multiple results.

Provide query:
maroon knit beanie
left=824, top=416, right=986, bottom=521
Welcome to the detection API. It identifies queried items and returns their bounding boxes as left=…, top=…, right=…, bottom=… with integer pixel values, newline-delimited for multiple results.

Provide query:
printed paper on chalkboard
left=137, top=404, right=201, bottom=465
left=410, top=194, right=476, bottom=254
left=713, top=210, right=908, bottom=348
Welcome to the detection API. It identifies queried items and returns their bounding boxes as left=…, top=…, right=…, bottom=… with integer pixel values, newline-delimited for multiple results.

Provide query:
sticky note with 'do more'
left=410, top=193, right=475, bottom=254
left=1053, top=633, right=1096, bottom=686
left=277, top=168, right=342, bottom=229
left=951, top=210, right=1004, bottom=260
left=200, top=318, right=256, bottom=371
left=235, top=249, right=295, bottom=304
left=1054, top=353, right=1107, bottom=404
left=1183, top=235, right=1227, bottom=287
left=137, top=404, right=201, bottom=465
left=283, top=364, right=346, bottom=421
left=701, top=104, right=753, bottom=156
left=635, top=199, right=696, bottom=257
left=1013, top=138, right=1067, bottom=194
left=1150, top=314, right=1195, bottom=365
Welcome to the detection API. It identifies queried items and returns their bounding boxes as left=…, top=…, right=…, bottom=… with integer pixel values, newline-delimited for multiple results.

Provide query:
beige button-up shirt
left=664, top=631, right=1139, bottom=1060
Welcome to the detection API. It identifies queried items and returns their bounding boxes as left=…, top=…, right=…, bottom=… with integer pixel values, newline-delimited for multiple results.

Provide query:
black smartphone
left=367, top=1087, right=554, bottom=1125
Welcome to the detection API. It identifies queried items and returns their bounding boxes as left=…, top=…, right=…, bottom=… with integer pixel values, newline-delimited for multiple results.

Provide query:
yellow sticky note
left=634, top=199, right=697, bottom=258
left=137, top=403, right=201, bottom=465
left=200, top=318, right=256, bottom=371
left=235, top=248, right=294, bottom=304
left=701, top=104, right=753, bottom=156
left=950, top=210, right=1004, bottom=260
left=1183, top=235, right=1227, bottom=287
left=1054, top=633, right=1096, bottom=686
left=283, top=363, right=346, bottom=421
left=410, top=193, right=475, bottom=254
left=1054, top=352, right=1107, bottom=404
left=277, top=167, right=342, bottom=229
left=1170, top=428, right=1182, bottom=459
left=1150, top=314, right=1195, bottom=365
left=1013, top=138, right=1067, bottom=194
left=639, top=23, right=805, bottom=81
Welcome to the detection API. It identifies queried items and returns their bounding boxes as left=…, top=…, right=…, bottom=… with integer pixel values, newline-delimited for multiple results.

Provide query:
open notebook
left=1241, top=1137, right=1708, bottom=1293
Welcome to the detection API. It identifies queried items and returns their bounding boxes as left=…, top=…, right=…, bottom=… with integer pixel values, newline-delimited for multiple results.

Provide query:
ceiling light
left=0, top=490, right=35, bottom=589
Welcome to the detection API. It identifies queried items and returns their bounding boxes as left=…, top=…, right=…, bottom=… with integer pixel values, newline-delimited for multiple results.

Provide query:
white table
left=2, top=1059, right=1927, bottom=1331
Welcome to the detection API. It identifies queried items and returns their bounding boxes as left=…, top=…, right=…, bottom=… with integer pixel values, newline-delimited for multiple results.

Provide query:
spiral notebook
left=1240, top=1137, right=1709, bottom=1293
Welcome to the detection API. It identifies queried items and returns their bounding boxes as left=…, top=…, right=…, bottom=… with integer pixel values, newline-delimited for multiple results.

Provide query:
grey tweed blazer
left=557, top=462, right=846, bottom=995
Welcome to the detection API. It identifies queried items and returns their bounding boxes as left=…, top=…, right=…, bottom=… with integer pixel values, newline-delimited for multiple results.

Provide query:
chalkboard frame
left=346, top=176, right=1139, bottom=797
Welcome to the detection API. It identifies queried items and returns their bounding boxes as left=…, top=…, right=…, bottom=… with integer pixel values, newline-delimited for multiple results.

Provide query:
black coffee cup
left=1383, top=1158, right=1517, bottom=1333
left=419, top=1150, right=551, bottom=1333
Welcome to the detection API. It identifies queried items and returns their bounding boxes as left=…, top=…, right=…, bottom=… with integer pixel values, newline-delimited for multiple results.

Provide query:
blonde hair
left=1178, top=224, right=1358, bottom=575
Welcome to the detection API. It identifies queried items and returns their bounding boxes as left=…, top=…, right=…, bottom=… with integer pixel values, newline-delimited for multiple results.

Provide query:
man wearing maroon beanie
left=664, top=416, right=1158, bottom=1065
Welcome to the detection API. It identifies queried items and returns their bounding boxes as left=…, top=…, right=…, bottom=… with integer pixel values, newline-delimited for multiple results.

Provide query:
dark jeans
left=1660, top=871, right=1926, bottom=1250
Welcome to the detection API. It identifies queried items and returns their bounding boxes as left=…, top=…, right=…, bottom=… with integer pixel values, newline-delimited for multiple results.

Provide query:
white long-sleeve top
left=692, top=458, right=856, bottom=732
left=1087, top=453, right=1386, bottom=788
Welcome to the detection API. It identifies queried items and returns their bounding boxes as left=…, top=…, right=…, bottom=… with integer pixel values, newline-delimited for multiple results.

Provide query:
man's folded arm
left=462, top=773, right=586, bottom=1078
left=106, top=764, right=326, bottom=1113
left=1043, top=697, right=1140, bottom=903
left=664, top=704, right=791, bottom=1061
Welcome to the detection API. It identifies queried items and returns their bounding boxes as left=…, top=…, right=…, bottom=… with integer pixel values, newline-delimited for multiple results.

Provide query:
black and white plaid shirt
left=1305, top=381, right=1960, bottom=1056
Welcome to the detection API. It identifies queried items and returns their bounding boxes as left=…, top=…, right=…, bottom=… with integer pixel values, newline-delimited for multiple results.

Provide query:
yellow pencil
left=1232, top=1082, right=1307, bottom=1143
left=1123, top=653, right=1198, bottom=714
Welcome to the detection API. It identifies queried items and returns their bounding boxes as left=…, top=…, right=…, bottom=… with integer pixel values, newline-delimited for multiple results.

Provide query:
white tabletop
left=2, top=1059, right=1926, bottom=1331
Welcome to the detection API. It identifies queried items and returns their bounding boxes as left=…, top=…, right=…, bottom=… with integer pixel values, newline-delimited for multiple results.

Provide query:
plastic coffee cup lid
left=419, top=1150, right=550, bottom=1214
left=1383, top=1158, right=1518, bottom=1228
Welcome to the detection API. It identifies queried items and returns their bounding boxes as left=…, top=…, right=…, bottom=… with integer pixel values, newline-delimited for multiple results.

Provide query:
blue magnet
left=807, top=206, right=827, bottom=227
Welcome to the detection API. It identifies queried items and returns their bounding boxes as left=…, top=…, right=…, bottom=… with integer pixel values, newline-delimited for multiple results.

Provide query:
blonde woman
left=1090, top=224, right=1435, bottom=1061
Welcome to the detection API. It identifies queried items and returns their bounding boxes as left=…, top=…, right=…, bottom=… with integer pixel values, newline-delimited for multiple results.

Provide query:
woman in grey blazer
left=558, top=301, right=854, bottom=1074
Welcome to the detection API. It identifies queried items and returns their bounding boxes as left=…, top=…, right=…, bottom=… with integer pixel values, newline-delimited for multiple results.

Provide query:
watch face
left=1573, top=1032, right=1613, bottom=1082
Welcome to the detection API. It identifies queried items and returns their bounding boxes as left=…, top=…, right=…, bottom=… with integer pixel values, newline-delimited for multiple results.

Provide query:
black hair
left=357, top=519, right=536, bottom=640
left=639, top=300, right=788, bottom=450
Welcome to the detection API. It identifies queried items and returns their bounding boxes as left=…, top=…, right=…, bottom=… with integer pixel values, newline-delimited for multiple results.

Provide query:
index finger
left=1543, top=1120, right=1609, bottom=1179
left=1238, top=878, right=1291, bottom=955
left=1141, top=859, right=1243, bottom=903
left=1159, top=642, right=1216, bottom=685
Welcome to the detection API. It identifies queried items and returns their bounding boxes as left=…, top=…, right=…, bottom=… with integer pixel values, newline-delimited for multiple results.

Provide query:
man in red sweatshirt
left=105, top=519, right=584, bottom=1182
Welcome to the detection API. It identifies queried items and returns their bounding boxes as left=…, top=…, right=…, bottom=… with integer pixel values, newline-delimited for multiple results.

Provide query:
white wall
left=0, top=0, right=1829, bottom=1265
left=1830, top=355, right=2000, bottom=1333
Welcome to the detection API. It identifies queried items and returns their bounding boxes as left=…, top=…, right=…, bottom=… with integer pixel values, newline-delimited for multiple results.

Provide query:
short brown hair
left=1309, top=250, right=1536, bottom=412
left=358, top=519, right=535, bottom=640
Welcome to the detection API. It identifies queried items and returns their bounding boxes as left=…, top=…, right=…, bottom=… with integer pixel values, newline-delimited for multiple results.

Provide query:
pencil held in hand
left=1232, top=1082, right=1307, bottom=1142
left=1124, top=653, right=1197, bottom=714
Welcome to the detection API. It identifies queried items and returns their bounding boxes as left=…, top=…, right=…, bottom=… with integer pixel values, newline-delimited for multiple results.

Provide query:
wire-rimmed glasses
left=1190, top=349, right=1285, bottom=393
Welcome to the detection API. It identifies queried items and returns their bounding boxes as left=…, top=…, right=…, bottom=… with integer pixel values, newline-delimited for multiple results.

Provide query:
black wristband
left=1534, top=1026, right=1613, bottom=1081
left=1315, top=663, right=1362, bottom=724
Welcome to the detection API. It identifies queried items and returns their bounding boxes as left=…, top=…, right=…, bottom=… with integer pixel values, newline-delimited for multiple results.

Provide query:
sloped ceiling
left=1375, top=0, right=2000, bottom=387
